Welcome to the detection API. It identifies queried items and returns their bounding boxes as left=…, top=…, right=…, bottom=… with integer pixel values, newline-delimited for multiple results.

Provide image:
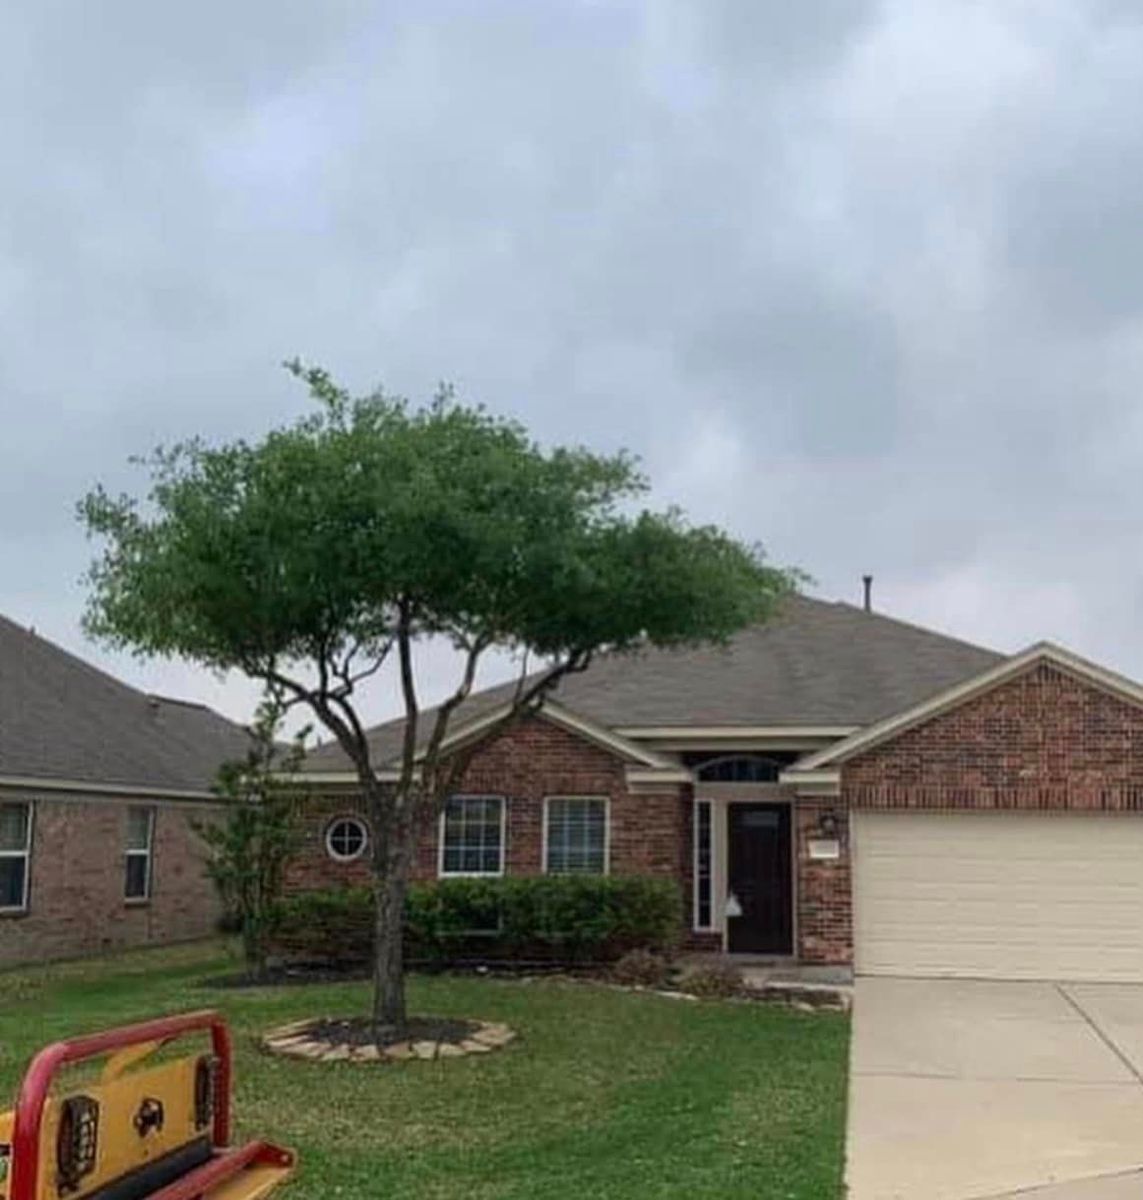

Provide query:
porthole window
left=325, top=816, right=369, bottom=862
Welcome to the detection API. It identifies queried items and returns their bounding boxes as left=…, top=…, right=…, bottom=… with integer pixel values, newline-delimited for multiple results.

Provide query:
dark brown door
left=727, top=804, right=793, bottom=954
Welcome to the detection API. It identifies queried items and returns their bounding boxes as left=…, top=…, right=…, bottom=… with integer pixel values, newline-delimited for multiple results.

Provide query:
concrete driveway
left=847, top=978, right=1143, bottom=1200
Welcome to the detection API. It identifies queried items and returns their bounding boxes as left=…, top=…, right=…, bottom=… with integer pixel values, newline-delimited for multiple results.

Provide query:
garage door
left=853, top=811, right=1143, bottom=981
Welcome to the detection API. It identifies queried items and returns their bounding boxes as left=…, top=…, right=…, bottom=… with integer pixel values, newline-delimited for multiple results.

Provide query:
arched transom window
left=694, top=755, right=784, bottom=783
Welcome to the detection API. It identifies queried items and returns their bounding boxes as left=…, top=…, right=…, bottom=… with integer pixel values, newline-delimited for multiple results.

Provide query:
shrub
left=268, top=875, right=681, bottom=965
left=610, top=948, right=672, bottom=988
left=678, top=961, right=745, bottom=999
left=267, top=887, right=374, bottom=966
left=195, top=697, right=306, bottom=977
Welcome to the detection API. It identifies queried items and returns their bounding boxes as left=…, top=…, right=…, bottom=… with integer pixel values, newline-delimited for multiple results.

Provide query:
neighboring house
left=292, top=593, right=1143, bottom=984
left=0, top=615, right=250, bottom=967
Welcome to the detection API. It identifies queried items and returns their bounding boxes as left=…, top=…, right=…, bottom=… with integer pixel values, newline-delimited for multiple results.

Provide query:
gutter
left=0, top=775, right=217, bottom=802
left=778, top=767, right=841, bottom=794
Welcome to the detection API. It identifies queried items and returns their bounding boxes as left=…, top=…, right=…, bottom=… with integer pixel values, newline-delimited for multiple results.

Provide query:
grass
left=0, top=942, right=849, bottom=1199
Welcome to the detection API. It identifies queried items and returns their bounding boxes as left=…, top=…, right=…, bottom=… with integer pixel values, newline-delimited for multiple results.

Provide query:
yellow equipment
left=0, top=1010, right=294, bottom=1200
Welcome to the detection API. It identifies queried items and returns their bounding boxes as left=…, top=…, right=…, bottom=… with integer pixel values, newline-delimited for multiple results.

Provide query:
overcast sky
left=4, top=0, right=1143, bottom=735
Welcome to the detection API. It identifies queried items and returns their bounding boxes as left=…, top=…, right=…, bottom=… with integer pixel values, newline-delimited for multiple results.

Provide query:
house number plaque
left=807, top=837, right=841, bottom=861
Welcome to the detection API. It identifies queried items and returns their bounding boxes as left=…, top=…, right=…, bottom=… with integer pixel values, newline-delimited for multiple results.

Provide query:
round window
left=325, top=816, right=369, bottom=862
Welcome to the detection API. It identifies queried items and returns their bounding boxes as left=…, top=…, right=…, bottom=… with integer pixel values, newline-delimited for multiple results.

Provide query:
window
left=439, top=796, right=504, bottom=876
left=0, top=802, right=32, bottom=912
left=694, top=755, right=785, bottom=783
left=325, top=816, right=369, bottom=862
left=544, top=797, right=608, bottom=874
left=693, top=800, right=713, bottom=930
left=125, top=806, right=154, bottom=901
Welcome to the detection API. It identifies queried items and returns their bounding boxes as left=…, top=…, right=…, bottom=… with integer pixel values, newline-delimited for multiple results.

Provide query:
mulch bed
left=205, top=959, right=599, bottom=989
left=204, top=964, right=369, bottom=989
left=308, top=1015, right=478, bottom=1049
left=261, top=1015, right=518, bottom=1063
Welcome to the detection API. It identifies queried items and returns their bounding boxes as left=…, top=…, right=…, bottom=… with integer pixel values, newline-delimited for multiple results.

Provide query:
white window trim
left=324, top=815, right=370, bottom=863
left=438, top=795, right=507, bottom=878
left=124, top=806, right=155, bottom=903
left=542, top=796, right=610, bottom=875
left=0, top=799, right=34, bottom=914
left=692, top=798, right=714, bottom=932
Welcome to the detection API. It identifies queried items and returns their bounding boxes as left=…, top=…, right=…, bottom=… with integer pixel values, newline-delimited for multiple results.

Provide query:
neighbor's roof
left=0, top=614, right=251, bottom=793
left=303, top=594, right=1004, bottom=771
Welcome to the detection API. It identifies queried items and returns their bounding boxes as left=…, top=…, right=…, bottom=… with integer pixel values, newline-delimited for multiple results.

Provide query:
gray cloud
left=3, top=0, right=1143, bottom=734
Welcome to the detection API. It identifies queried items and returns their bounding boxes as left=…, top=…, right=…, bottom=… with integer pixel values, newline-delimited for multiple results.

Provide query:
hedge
left=267, top=875, right=682, bottom=965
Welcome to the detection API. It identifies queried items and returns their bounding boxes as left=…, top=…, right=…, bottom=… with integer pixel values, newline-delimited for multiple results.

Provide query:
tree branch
left=326, top=689, right=372, bottom=763
left=331, top=635, right=394, bottom=698
left=250, top=658, right=375, bottom=790
left=435, top=648, right=592, bottom=804
left=420, top=633, right=491, bottom=787
left=396, top=603, right=420, bottom=800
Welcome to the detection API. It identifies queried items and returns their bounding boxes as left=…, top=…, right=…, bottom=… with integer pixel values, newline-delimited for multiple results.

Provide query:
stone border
left=261, top=1017, right=517, bottom=1063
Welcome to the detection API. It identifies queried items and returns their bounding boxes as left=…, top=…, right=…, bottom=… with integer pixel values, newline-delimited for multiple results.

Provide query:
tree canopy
left=80, top=362, right=797, bottom=1032
left=80, top=363, right=794, bottom=735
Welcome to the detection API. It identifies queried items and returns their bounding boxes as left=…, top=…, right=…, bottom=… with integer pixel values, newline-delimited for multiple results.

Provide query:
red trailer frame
left=8, top=1010, right=234, bottom=1200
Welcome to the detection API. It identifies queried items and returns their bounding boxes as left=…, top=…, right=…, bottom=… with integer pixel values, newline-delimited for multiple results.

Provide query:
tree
left=195, top=693, right=306, bottom=980
left=80, top=362, right=796, bottom=1036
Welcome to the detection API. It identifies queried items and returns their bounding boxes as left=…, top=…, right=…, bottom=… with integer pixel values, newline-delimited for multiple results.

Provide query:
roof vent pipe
left=862, top=575, right=873, bottom=613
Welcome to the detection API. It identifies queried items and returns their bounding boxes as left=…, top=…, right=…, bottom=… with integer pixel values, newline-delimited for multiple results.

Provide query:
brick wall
left=285, top=717, right=689, bottom=896
left=795, top=797, right=852, bottom=965
left=0, top=791, right=223, bottom=967
left=843, top=662, right=1143, bottom=810
left=284, top=792, right=374, bottom=891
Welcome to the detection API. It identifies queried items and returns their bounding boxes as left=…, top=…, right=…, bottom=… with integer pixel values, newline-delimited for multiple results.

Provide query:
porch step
left=739, top=973, right=852, bottom=1011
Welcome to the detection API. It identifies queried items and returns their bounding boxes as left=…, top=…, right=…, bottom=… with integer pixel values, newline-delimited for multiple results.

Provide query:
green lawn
left=0, top=942, right=849, bottom=1199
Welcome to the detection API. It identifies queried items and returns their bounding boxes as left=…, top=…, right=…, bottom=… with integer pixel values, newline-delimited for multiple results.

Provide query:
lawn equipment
left=0, top=1010, right=295, bottom=1200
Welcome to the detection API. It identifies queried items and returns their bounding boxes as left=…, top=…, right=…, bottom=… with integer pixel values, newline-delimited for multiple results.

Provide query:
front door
left=727, top=803, right=793, bottom=954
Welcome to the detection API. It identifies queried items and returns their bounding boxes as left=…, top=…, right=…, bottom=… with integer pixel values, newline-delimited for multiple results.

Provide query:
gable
left=844, top=660, right=1143, bottom=802
left=792, top=642, right=1143, bottom=772
left=443, top=701, right=672, bottom=769
left=297, top=700, right=687, bottom=786
left=458, top=712, right=639, bottom=783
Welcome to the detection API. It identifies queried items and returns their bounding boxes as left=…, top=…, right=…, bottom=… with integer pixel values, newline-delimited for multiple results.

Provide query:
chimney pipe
left=862, top=575, right=873, bottom=613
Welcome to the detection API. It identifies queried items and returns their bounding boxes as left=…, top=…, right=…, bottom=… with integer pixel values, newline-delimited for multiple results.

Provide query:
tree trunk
left=242, top=913, right=262, bottom=981
left=372, top=856, right=408, bottom=1037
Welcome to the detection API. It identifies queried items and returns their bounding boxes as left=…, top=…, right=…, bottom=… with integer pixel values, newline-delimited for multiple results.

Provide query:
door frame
left=693, top=786, right=798, bottom=956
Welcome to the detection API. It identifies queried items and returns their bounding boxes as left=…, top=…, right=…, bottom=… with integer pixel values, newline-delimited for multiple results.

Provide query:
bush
left=678, top=961, right=745, bottom=999
left=266, top=887, right=374, bottom=966
left=610, top=948, right=672, bottom=988
left=268, top=875, right=681, bottom=965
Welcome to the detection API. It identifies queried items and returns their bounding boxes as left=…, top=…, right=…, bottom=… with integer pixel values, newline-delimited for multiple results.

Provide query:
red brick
left=0, top=793, right=223, bottom=967
left=795, top=798, right=852, bottom=966
left=844, top=663, right=1143, bottom=811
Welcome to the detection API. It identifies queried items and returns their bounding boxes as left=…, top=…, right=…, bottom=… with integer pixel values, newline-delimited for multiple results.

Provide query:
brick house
left=292, top=593, right=1143, bottom=982
left=0, top=615, right=249, bottom=967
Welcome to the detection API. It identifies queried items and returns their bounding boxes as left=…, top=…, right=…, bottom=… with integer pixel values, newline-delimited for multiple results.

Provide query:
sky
left=4, top=0, right=1143, bottom=736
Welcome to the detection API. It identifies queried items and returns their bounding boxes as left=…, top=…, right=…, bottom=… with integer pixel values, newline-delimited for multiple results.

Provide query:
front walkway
left=847, top=978, right=1143, bottom=1200
left=677, top=953, right=853, bottom=1007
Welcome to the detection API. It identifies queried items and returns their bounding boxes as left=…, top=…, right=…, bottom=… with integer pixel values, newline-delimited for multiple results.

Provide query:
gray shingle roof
left=304, top=594, right=1005, bottom=771
left=0, top=614, right=251, bottom=792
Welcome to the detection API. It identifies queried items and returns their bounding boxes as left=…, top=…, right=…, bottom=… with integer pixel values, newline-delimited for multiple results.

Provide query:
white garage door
left=853, top=811, right=1143, bottom=981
